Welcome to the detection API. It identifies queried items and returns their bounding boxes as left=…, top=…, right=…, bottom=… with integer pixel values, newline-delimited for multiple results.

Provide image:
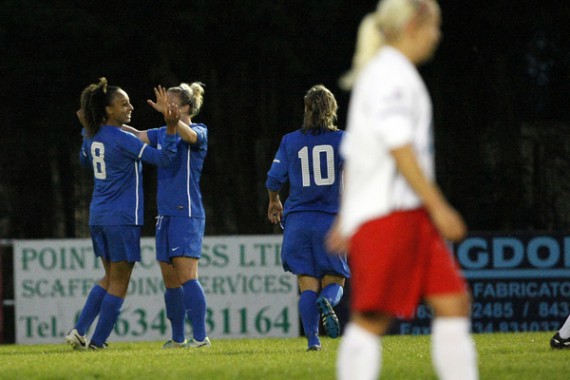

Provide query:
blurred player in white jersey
left=328, top=0, right=478, bottom=378
left=123, top=83, right=210, bottom=349
left=266, top=85, right=350, bottom=351
left=66, top=78, right=179, bottom=350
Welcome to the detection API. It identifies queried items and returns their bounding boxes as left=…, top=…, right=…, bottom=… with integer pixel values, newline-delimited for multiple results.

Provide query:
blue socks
left=299, top=290, right=320, bottom=347
left=182, top=279, right=207, bottom=341
left=90, top=293, right=123, bottom=347
left=165, top=287, right=186, bottom=343
left=75, top=284, right=107, bottom=336
left=319, top=283, right=343, bottom=307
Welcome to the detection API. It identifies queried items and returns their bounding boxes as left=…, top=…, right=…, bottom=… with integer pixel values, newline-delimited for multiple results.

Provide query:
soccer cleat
left=550, top=332, right=570, bottom=349
left=88, top=342, right=107, bottom=350
left=307, top=344, right=322, bottom=352
left=65, top=329, right=88, bottom=350
left=183, top=337, right=211, bottom=348
left=317, top=297, right=340, bottom=338
left=163, top=339, right=188, bottom=349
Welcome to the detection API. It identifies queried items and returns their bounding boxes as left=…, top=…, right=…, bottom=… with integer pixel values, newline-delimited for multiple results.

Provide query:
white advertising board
left=13, top=235, right=298, bottom=344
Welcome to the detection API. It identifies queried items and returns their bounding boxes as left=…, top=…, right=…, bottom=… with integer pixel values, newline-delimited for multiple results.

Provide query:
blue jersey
left=147, top=123, right=208, bottom=218
left=80, top=126, right=177, bottom=226
left=266, top=128, right=346, bottom=218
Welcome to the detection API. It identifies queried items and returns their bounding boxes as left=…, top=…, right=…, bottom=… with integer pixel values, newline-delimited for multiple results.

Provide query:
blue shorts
left=155, top=216, right=205, bottom=263
left=89, top=225, right=142, bottom=263
left=281, top=211, right=350, bottom=278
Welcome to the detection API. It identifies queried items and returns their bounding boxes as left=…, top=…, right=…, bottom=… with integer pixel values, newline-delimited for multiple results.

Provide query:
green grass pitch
left=0, top=332, right=568, bottom=379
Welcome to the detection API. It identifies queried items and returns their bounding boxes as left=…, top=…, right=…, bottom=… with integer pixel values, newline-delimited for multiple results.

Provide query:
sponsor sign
left=14, top=236, right=298, bottom=344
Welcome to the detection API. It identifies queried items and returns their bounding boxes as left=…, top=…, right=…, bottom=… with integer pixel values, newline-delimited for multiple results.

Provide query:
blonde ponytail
left=338, top=13, right=384, bottom=91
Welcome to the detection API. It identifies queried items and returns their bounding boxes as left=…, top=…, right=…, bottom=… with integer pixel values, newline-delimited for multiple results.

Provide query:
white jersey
left=340, top=46, right=435, bottom=237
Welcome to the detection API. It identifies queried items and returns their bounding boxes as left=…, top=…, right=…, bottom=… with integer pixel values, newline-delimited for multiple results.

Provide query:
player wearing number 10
left=66, top=78, right=179, bottom=350
left=266, top=84, right=350, bottom=351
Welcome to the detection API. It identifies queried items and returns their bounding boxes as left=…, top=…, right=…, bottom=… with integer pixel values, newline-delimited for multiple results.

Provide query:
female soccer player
left=266, top=84, right=350, bottom=351
left=328, top=0, right=479, bottom=378
left=123, top=83, right=210, bottom=348
left=66, top=77, right=180, bottom=349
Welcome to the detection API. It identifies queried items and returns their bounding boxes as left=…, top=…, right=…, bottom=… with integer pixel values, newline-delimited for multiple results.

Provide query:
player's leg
left=172, top=256, right=209, bottom=346
left=281, top=212, right=321, bottom=350
left=318, top=275, right=345, bottom=338
left=338, top=312, right=389, bottom=380
left=320, top=275, right=345, bottom=306
left=426, top=293, right=477, bottom=380
left=66, top=259, right=110, bottom=349
left=551, top=313, right=570, bottom=348
left=90, top=259, right=135, bottom=348
left=89, top=225, right=140, bottom=349
left=168, top=217, right=209, bottom=347
left=313, top=212, right=350, bottom=338
left=156, top=217, right=187, bottom=347
left=422, top=213, right=478, bottom=380
left=160, top=261, right=186, bottom=347
left=337, top=212, right=420, bottom=380
left=66, top=226, right=111, bottom=349
left=298, top=275, right=321, bottom=350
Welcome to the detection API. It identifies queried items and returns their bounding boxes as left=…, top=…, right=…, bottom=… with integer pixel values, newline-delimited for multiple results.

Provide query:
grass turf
left=0, top=332, right=568, bottom=379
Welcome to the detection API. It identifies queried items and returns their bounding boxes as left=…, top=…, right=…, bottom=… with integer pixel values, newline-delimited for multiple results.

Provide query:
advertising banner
left=14, top=236, right=298, bottom=344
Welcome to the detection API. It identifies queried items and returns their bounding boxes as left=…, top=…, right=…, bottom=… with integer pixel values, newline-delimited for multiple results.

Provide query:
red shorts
left=348, top=208, right=467, bottom=319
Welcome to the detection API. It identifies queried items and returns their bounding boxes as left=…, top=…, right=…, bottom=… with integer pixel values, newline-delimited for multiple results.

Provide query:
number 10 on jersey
left=298, top=145, right=335, bottom=187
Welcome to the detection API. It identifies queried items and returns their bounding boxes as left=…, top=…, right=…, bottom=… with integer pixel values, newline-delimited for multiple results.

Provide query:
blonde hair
left=302, top=84, right=339, bottom=133
left=339, top=0, right=438, bottom=90
left=168, top=82, right=205, bottom=118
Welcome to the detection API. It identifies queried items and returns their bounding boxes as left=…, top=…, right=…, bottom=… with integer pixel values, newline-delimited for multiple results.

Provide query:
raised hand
left=164, top=102, right=180, bottom=134
left=147, top=85, right=169, bottom=114
left=76, top=108, right=88, bottom=129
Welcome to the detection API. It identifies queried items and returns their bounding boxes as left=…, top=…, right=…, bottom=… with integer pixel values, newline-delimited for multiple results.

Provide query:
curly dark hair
left=80, top=77, right=121, bottom=137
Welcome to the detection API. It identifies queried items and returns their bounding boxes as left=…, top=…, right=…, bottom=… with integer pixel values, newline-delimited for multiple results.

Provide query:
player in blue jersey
left=123, top=82, right=210, bottom=349
left=65, top=77, right=180, bottom=350
left=266, top=84, right=350, bottom=351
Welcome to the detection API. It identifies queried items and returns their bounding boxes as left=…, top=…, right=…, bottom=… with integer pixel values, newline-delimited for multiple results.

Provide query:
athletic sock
left=75, top=284, right=107, bottom=336
left=337, top=322, right=381, bottom=380
left=90, top=293, right=124, bottom=347
left=558, top=314, right=570, bottom=339
left=432, top=317, right=478, bottom=380
left=299, top=290, right=320, bottom=347
left=319, top=283, right=343, bottom=307
left=164, top=287, right=186, bottom=343
left=182, top=279, right=207, bottom=341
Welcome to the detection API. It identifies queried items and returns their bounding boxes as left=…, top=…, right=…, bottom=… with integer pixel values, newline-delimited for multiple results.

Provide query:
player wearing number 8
left=66, top=78, right=179, bottom=350
left=266, top=84, right=350, bottom=351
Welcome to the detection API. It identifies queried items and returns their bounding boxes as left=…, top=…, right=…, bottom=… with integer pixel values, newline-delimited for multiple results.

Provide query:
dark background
left=1, top=0, right=570, bottom=240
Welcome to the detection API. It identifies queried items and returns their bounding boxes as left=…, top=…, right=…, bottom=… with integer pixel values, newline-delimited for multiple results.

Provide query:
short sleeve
left=191, top=124, right=208, bottom=150
left=266, top=136, right=289, bottom=191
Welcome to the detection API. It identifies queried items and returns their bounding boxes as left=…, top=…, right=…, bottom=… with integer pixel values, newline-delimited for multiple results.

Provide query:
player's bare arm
left=176, top=120, right=198, bottom=144
left=121, top=125, right=150, bottom=144
left=390, top=144, right=467, bottom=242
left=267, top=190, right=283, bottom=224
